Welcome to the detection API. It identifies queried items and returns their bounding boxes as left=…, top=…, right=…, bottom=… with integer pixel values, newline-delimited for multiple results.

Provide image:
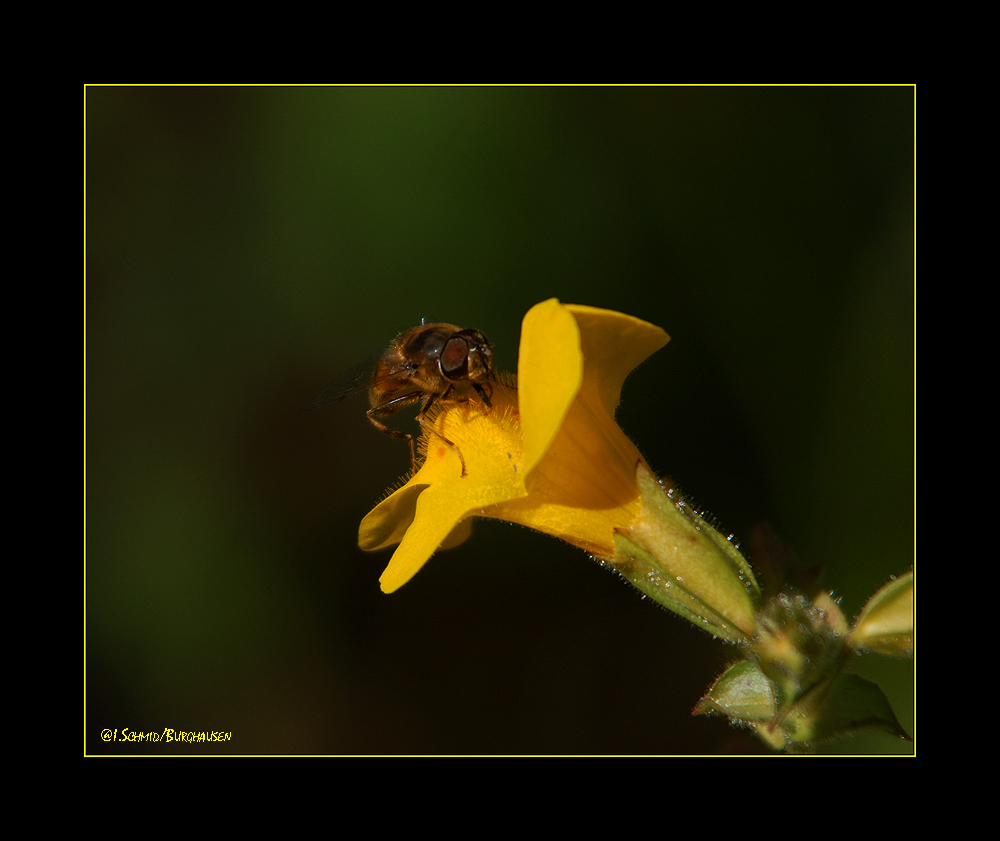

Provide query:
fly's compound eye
left=440, top=335, right=470, bottom=380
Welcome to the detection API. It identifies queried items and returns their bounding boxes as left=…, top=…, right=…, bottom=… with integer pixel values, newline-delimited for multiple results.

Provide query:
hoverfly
left=303, top=323, right=496, bottom=477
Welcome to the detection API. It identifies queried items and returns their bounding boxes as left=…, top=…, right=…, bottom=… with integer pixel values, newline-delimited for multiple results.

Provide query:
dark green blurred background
left=86, top=86, right=913, bottom=754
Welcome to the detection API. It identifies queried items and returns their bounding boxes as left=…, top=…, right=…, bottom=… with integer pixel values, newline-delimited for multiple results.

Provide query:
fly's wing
left=302, top=351, right=382, bottom=411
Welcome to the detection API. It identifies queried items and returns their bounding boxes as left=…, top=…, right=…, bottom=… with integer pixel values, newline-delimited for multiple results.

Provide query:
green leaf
left=794, top=672, right=912, bottom=745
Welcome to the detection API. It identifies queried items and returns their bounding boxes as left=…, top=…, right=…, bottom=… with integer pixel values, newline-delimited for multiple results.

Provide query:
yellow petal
left=378, top=484, right=478, bottom=592
left=519, top=299, right=669, bottom=512
left=518, top=299, right=584, bottom=476
left=562, top=303, right=670, bottom=417
left=358, top=482, right=428, bottom=552
left=365, top=383, right=527, bottom=592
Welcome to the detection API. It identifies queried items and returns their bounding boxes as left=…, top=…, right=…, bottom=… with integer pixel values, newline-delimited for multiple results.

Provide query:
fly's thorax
left=399, top=324, right=460, bottom=364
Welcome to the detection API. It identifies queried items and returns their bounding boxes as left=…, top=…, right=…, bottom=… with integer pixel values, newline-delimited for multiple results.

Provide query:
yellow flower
left=359, top=298, right=669, bottom=593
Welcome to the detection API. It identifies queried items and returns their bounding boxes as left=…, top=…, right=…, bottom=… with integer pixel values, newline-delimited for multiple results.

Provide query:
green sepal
left=612, top=529, right=748, bottom=643
left=640, top=467, right=761, bottom=605
left=694, top=660, right=788, bottom=750
left=610, top=464, right=759, bottom=642
left=694, top=659, right=775, bottom=722
left=849, top=571, right=913, bottom=657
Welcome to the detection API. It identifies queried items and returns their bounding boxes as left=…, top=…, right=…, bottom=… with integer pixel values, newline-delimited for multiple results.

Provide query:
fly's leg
left=416, top=387, right=468, bottom=477
left=472, top=381, right=493, bottom=409
left=367, top=392, right=422, bottom=473
left=365, top=412, right=418, bottom=473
